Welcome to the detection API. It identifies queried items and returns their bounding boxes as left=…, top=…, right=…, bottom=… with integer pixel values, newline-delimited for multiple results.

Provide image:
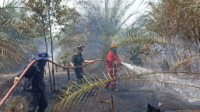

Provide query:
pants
left=26, top=90, right=48, bottom=112
left=74, top=67, right=85, bottom=84
left=108, top=71, right=117, bottom=89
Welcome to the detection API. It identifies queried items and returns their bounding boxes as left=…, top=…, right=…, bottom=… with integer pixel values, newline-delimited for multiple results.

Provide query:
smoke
left=122, top=62, right=200, bottom=103
left=33, top=37, right=62, bottom=62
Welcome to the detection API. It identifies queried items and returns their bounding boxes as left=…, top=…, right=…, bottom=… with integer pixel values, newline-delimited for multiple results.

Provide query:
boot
left=105, top=82, right=110, bottom=89
left=111, top=88, right=119, bottom=92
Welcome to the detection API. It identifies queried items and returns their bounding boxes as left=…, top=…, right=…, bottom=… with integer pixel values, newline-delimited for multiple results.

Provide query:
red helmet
left=110, top=42, right=118, bottom=48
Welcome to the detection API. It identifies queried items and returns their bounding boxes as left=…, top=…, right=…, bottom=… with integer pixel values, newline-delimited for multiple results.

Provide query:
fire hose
left=0, top=59, right=106, bottom=107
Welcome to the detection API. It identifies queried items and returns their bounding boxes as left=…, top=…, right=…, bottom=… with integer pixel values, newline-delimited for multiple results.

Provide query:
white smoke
left=121, top=62, right=200, bottom=103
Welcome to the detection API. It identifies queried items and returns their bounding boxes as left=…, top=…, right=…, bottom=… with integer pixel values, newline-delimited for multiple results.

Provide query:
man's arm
left=82, top=56, right=93, bottom=63
left=83, top=60, right=93, bottom=63
left=70, top=54, right=76, bottom=68
left=14, top=64, right=34, bottom=84
left=70, top=62, right=74, bottom=67
left=113, top=53, right=122, bottom=66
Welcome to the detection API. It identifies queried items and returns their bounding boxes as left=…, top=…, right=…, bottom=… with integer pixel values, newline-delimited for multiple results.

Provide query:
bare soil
left=1, top=69, right=200, bottom=112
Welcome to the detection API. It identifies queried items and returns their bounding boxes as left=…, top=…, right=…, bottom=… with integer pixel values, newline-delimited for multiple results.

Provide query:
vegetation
left=19, top=0, right=80, bottom=92
left=0, top=0, right=36, bottom=73
left=3, top=94, right=26, bottom=112
left=52, top=0, right=200, bottom=111
left=1, top=0, right=200, bottom=111
left=53, top=71, right=200, bottom=111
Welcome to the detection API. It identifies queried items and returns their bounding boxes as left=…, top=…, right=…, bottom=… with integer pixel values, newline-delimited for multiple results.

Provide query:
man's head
left=77, top=45, right=85, bottom=53
left=110, top=42, right=118, bottom=52
left=147, top=103, right=161, bottom=112
left=35, top=52, right=51, bottom=66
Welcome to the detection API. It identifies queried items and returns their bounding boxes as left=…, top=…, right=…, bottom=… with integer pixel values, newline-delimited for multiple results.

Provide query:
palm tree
left=0, top=0, right=36, bottom=73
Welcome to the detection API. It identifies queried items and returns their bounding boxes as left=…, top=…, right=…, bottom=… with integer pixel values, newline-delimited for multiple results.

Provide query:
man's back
left=23, top=62, right=45, bottom=92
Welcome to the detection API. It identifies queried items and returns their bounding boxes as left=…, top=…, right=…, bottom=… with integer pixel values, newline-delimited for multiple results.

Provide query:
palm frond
left=53, top=70, right=200, bottom=111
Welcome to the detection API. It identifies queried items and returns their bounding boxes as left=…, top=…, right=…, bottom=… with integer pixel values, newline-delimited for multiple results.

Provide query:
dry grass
left=52, top=70, right=200, bottom=112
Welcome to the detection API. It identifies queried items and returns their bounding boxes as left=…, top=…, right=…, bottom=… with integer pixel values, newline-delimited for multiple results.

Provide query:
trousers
left=26, top=90, right=48, bottom=112
left=74, top=67, right=85, bottom=84
left=108, top=72, right=117, bottom=89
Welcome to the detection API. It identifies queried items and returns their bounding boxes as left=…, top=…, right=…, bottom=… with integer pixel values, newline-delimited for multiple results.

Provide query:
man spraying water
left=106, top=43, right=122, bottom=92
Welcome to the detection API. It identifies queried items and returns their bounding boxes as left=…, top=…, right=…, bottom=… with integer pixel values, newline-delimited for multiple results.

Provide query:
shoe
left=110, top=88, right=119, bottom=92
left=114, top=89, right=119, bottom=92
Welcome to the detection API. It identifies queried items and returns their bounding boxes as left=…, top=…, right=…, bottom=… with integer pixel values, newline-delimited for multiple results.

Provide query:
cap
left=77, top=45, right=85, bottom=50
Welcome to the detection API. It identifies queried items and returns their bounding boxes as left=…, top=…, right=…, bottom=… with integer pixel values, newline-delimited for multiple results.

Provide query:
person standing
left=70, top=45, right=93, bottom=84
left=14, top=52, right=51, bottom=112
left=106, top=43, right=122, bottom=91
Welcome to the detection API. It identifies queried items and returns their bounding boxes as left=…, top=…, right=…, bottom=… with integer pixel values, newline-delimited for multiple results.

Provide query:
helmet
left=110, top=42, right=118, bottom=48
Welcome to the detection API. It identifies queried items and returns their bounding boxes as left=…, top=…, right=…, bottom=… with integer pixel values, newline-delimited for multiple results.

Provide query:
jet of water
left=121, top=62, right=152, bottom=74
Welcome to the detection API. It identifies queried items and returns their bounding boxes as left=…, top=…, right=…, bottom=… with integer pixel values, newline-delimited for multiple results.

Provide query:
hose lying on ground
left=0, top=59, right=106, bottom=107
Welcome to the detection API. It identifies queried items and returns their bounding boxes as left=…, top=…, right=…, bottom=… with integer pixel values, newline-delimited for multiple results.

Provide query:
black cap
left=77, top=45, right=85, bottom=50
left=78, top=45, right=83, bottom=50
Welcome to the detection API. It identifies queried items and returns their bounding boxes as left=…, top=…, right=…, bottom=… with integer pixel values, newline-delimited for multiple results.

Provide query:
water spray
left=121, top=62, right=152, bottom=74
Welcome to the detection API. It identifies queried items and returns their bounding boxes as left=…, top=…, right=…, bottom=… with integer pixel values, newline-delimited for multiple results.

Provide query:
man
left=70, top=45, right=93, bottom=84
left=14, top=52, right=51, bottom=112
left=106, top=42, right=122, bottom=91
left=129, top=52, right=143, bottom=66
left=129, top=44, right=143, bottom=66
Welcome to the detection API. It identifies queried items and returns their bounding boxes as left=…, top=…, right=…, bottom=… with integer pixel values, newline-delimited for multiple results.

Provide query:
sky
left=125, top=0, right=152, bottom=24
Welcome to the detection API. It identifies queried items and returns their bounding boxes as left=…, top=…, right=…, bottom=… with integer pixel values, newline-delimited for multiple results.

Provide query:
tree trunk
left=42, top=16, right=53, bottom=94
left=50, top=23, right=56, bottom=92
left=48, top=9, right=56, bottom=92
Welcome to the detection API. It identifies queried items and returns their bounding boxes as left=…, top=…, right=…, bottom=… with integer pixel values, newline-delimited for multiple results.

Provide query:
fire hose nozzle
left=117, top=61, right=123, bottom=65
left=120, top=62, right=125, bottom=65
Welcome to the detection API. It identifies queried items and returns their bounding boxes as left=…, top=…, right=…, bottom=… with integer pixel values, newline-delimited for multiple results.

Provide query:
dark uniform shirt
left=24, top=62, right=45, bottom=92
left=71, top=52, right=84, bottom=66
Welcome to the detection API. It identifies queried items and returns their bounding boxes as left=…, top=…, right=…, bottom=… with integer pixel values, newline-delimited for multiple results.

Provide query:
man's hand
left=117, top=61, right=122, bottom=65
left=83, top=60, right=94, bottom=63
left=90, top=60, right=94, bottom=63
left=71, top=65, right=75, bottom=69
left=14, top=77, right=19, bottom=85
